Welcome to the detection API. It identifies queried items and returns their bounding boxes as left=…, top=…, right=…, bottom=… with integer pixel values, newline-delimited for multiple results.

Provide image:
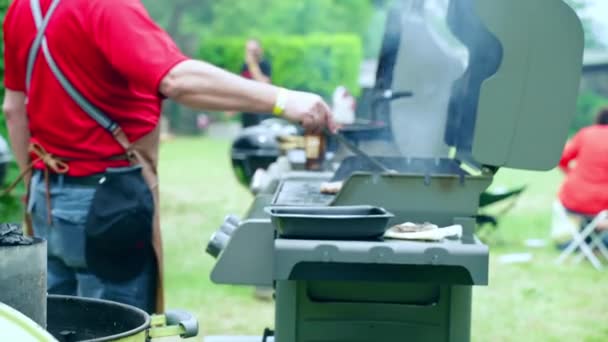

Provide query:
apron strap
left=2, top=142, right=70, bottom=224
left=26, top=0, right=133, bottom=153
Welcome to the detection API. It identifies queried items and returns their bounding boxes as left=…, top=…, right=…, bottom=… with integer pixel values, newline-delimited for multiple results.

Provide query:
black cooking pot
left=47, top=295, right=198, bottom=342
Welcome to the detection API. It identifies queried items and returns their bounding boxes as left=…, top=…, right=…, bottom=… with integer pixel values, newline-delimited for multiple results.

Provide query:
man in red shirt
left=556, top=108, right=608, bottom=247
left=3, top=0, right=334, bottom=313
left=558, top=108, right=608, bottom=216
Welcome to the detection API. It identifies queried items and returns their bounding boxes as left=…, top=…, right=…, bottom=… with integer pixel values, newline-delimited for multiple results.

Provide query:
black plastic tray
left=265, top=205, right=394, bottom=240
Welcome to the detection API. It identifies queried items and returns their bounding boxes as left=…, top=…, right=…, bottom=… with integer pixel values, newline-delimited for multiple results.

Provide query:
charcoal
left=0, top=223, right=34, bottom=246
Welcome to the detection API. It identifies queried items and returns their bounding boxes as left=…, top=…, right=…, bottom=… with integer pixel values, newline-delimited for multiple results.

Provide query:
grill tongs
left=325, top=88, right=413, bottom=174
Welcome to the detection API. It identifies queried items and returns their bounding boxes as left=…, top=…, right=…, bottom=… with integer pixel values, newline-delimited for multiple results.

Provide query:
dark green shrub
left=0, top=0, right=11, bottom=147
left=572, top=91, right=608, bottom=133
left=0, top=0, right=22, bottom=223
left=0, top=0, right=8, bottom=139
left=199, top=34, right=363, bottom=99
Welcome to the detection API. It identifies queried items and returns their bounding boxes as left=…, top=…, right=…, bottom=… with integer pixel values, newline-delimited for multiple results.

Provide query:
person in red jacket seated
left=557, top=107, right=608, bottom=247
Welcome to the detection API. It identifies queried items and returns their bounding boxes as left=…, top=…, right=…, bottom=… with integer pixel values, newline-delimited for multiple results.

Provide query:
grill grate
left=273, top=180, right=335, bottom=206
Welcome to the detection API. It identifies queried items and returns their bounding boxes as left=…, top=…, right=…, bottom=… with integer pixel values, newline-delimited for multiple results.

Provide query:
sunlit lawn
left=159, top=137, right=607, bottom=341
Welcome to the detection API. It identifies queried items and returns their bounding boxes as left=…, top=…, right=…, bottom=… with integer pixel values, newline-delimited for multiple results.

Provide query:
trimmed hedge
left=199, top=35, right=363, bottom=99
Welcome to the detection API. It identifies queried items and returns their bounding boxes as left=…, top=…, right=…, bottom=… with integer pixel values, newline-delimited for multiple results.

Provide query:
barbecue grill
left=206, top=0, right=584, bottom=341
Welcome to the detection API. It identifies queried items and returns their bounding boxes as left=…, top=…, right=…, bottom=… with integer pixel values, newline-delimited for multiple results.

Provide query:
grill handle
left=149, top=310, right=199, bottom=339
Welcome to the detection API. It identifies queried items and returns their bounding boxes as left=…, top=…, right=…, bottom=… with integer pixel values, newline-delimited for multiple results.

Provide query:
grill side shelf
left=210, top=219, right=275, bottom=286
left=274, top=227, right=488, bottom=286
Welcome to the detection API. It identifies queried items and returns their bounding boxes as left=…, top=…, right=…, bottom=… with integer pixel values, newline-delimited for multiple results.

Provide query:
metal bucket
left=0, top=238, right=47, bottom=327
left=47, top=295, right=198, bottom=342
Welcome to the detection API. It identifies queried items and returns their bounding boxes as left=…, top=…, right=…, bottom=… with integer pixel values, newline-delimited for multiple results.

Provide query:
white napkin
left=384, top=222, right=463, bottom=241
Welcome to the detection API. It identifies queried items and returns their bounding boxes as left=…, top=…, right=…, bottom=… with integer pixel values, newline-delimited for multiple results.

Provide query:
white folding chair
left=556, top=210, right=608, bottom=270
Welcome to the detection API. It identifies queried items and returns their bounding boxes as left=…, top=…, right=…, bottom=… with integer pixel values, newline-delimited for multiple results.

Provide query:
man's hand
left=283, top=91, right=337, bottom=133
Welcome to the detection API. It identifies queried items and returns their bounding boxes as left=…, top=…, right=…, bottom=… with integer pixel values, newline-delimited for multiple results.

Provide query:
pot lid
left=0, top=303, right=57, bottom=342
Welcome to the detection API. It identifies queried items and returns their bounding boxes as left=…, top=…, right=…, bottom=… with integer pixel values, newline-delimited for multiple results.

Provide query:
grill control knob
left=206, top=230, right=230, bottom=258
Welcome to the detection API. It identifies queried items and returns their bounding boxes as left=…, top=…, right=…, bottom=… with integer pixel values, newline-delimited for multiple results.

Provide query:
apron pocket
left=50, top=208, right=89, bottom=269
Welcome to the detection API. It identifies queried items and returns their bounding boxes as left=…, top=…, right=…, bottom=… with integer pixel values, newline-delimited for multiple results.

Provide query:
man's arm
left=160, top=60, right=335, bottom=132
left=2, top=90, right=30, bottom=177
left=3, top=0, right=29, bottom=175
left=89, top=2, right=334, bottom=132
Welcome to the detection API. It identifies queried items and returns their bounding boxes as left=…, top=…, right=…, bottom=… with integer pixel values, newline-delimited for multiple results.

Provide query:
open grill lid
left=382, top=0, right=583, bottom=172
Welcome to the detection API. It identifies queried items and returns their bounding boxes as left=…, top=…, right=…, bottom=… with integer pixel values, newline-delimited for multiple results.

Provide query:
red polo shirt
left=558, top=125, right=608, bottom=216
left=3, top=0, right=188, bottom=176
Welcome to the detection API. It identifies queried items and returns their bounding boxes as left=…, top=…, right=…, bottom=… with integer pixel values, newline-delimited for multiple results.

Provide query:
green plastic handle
left=148, top=310, right=199, bottom=339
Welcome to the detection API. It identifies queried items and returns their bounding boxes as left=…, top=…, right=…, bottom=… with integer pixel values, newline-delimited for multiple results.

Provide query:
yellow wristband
left=273, top=88, right=289, bottom=116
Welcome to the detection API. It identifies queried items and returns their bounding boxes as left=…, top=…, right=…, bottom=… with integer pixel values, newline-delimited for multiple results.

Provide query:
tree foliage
left=207, top=0, right=371, bottom=37
left=142, top=0, right=380, bottom=57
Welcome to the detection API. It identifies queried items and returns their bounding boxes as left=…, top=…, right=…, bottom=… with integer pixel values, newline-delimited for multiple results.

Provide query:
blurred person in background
left=239, top=39, right=274, bottom=128
left=331, top=85, right=356, bottom=126
left=553, top=107, right=608, bottom=248
left=3, top=0, right=335, bottom=314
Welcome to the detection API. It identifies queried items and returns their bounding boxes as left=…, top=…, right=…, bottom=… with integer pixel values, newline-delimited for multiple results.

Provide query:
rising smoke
left=388, top=0, right=469, bottom=159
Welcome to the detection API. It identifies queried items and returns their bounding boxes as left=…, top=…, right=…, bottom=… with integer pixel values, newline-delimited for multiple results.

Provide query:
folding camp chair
left=556, top=210, right=608, bottom=270
left=475, top=186, right=526, bottom=242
